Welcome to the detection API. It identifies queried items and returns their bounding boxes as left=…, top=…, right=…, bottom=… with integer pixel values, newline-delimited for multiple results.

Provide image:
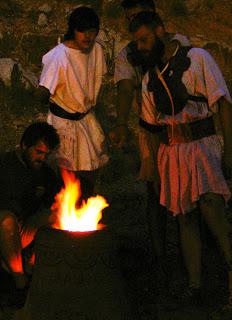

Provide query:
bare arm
left=34, top=86, right=50, bottom=104
left=31, top=86, right=51, bottom=112
left=108, top=79, right=134, bottom=148
left=116, top=79, right=134, bottom=125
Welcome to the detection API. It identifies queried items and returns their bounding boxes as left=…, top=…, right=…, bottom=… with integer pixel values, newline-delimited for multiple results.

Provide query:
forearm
left=32, top=86, right=51, bottom=111
left=116, top=79, right=134, bottom=125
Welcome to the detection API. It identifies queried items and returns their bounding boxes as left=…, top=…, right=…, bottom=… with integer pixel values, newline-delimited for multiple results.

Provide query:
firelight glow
left=52, top=170, right=109, bottom=232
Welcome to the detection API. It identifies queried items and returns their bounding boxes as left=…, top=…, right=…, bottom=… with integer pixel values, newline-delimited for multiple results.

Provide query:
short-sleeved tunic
left=141, top=48, right=232, bottom=214
left=114, top=34, right=191, bottom=181
left=40, top=42, right=109, bottom=171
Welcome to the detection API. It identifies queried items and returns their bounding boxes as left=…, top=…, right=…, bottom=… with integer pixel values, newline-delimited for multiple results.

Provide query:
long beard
left=142, top=38, right=165, bottom=72
left=127, top=38, right=165, bottom=75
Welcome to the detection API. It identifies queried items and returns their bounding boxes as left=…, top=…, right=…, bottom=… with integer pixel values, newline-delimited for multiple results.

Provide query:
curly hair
left=129, top=11, right=163, bottom=33
left=20, top=122, right=60, bottom=150
left=64, top=6, right=100, bottom=40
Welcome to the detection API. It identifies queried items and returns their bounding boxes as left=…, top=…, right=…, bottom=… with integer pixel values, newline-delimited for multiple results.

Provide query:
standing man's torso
left=40, top=42, right=107, bottom=114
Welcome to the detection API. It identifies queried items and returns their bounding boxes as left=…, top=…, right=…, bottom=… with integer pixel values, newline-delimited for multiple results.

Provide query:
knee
left=178, top=215, right=192, bottom=234
left=178, top=210, right=199, bottom=228
left=0, top=210, right=18, bottom=231
left=199, top=193, right=224, bottom=208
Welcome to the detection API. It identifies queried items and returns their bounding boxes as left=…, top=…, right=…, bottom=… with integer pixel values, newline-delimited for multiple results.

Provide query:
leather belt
left=139, top=116, right=216, bottom=145
left=49, top=102, right=92, bottom=121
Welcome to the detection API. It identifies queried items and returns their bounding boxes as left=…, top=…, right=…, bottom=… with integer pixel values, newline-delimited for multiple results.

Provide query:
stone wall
left=0, top=0, right=232, bottom=150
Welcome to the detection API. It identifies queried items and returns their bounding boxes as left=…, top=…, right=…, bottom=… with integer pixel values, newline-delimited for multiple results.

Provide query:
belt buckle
left=182, top=123, right=193, bottom=142
left=168, top=123, right=193, bottom=145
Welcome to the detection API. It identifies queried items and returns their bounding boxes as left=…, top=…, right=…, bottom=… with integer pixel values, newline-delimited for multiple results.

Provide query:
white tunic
left=39, top=42, right=109, bottom=171
left=141, top=47, right=232, bottom=215
left=114, top=34, right=192, bottom=181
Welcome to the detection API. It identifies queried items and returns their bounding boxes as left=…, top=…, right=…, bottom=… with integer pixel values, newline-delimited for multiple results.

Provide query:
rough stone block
left=21, top=33, right=58, bottom=66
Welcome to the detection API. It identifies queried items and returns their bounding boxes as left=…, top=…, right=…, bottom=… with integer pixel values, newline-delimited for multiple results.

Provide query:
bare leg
left=178, top=211, right=202, bottom=289
left=146, top=182, right=167, bottom=260
left=21, top=208, right=52, bottom=249
left=199, top=193, right=232, bottom=271
left=0, top=211, right=27, bottom=288
left=199, top=193, right=232, bottom=315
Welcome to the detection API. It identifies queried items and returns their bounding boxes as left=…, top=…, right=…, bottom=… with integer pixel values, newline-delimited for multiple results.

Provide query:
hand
left=20, top=223, right=37, bottom=249
left=108, top=125, right=128, bottom=149
left=20, top=208, right=54, bottom=248
left=48, top=209, right=58, bottom=226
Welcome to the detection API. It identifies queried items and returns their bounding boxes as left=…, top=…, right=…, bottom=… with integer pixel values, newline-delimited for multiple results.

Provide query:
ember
left=51, top=170, right=109, bottom=232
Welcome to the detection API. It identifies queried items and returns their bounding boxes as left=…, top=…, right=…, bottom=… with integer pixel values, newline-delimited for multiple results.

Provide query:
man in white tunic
left=111, top=0, right=191, bottom=293
left=130, top=11, right=232, bottom=314
left=38, top=7, right=108, bottom=199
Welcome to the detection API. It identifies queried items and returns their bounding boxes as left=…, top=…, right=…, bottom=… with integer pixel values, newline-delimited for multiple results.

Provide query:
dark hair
left=129, top=11, right=163, bottom=33
left=121, top=0, right=155, bottom=10
left=20, top=122, right=60, bottom=150
left=64, top=6, right=100, bottom=40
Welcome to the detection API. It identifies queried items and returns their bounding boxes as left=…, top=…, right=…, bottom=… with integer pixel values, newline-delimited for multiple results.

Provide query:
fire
left=51, top=170, right=109, bottom=232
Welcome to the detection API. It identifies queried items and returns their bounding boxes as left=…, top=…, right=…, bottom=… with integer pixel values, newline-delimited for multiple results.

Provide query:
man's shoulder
left=187, top=47, right=211, bottom=60
left=117, top=42, right=133, bottom=59
left=42, top=44, right=66, bottom=64
left=114, top=41, right=140, bottom=83
left=92, top=40, right=106, bottom=58
left=115, top=42, right=135, bottom=68
left=172, top=33, right=191, bottom=47
left=95, top=39, right=105, bottom=50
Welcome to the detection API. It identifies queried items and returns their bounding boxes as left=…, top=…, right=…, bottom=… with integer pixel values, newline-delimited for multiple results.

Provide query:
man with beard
left=0, top=122, right=60, bottom=306
left=111, top=0, right=190, bottom=294
left=38, top=7, right=108, bottom=201
left=130, top=11, right=232, bottom=315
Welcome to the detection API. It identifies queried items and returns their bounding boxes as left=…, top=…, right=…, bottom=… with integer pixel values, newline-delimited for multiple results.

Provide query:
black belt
left=139, top=116, right=216, bottom=145
left=49, top=102, right=92, bottom=121
left=188, top=95, right=208, bottom=103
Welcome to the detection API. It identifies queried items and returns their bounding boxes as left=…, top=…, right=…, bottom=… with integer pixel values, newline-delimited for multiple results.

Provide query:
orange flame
left=52, top=170, right=109, bottom=232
